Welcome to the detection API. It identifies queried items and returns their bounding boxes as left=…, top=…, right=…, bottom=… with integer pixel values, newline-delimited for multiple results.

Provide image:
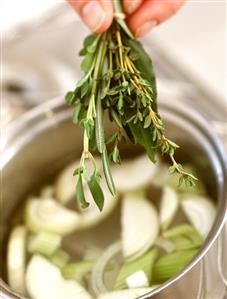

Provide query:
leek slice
left=28, top=232, right=62, bottom=257
left=121, top=194, right=159, bottom=259
left=111, top=154, right=157, bottom=192
left=114, top=248, right=158, bottom=290
left=98, top=288, right=156, bottom=299
left=160, top=186, right=179, bottom=230
left=181, top=195, right=216, bottom=238
left=62, top=260, right=94, bottom=282
left=25, top=198, right=81, bottom=235
left=26, top=255, right=93, bottom=299
left=7, top=225, right=26, bottom=295
left=153, top=249, right=198, bottom=283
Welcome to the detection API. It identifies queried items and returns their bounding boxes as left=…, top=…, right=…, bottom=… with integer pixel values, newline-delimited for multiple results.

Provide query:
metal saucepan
left=1, top=98, right=226, bottom=299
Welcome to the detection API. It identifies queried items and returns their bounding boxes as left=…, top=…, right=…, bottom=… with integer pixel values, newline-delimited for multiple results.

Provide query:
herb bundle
left=65, top=1, right=197, bottom=211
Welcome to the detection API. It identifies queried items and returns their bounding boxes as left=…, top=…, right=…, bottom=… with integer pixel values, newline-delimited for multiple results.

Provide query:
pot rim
left=1, top=97, right=227, bottom=299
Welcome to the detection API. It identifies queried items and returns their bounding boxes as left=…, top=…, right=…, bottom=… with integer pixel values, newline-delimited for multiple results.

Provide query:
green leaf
left=88, top=172, right=104, bottom=211
left=80, top=118, right=94, bottom=139
left=81, top=52, right=95, bottom=73
left=110, top=109, right=123, bottom=128
left=83, top=34, right=98, bottom=48
left=144, top=114, right=151, bottom=128
left=112, top=146, right=120, bottom=164
left=76, top=174, right=90, bottom=209
left=72, top=102, right=82, bottom=124
left=128, top=122, right=156, bottom=162
left=65, top=91, right=75, bottom=104
left=102, top=147, right=116, bottom=196
left=125, top=38, right=157, bottom=111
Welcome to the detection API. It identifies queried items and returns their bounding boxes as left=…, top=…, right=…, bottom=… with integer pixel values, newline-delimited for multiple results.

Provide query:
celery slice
left=62, top=260, right=94, bottom=282
left=154, top=236, right=175, bottom=253
left=50, top=249, right=70, bottom=268
left=163, top=224, right=203, bottom=247
left=28, top=232, right=62, bottom=257
left=114, top=248, right=158, bottom=290
left=153, top=249, right=198, bottom=283
left=171, top=235, right=201, bottom=250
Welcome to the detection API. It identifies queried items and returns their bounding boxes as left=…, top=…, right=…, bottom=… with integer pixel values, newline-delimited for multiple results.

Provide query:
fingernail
left=135, top=20, right=157, bottom=37
left=127, top=0, right=143, bottom=14
left=82, top=1, right=106, bottom=32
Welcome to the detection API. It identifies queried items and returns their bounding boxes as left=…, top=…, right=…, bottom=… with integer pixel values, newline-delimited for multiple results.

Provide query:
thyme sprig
left=65, top=1, right=197, bottom=210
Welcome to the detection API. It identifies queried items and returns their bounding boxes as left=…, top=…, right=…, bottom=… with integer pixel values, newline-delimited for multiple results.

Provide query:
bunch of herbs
left=65, top=1, right=197, bottom=211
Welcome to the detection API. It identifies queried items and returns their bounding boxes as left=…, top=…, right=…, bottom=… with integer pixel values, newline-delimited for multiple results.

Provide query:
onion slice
left=25, top=198, right=81, bottom=235
left=121, top=194, right=159, bottom=259
left=91, top=241, right=121, bottom=295
left=26, top=255, right=93, bottom=299
left=111, top=155, right=157, bottom=192
left=181, top=195, right=216, bottom=238
left=7, top=225, right=27, bottom=295
left=160, top=186, right=179, bottom=230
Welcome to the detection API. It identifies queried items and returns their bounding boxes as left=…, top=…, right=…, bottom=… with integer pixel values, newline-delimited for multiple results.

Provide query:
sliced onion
left=91, top=241, right=121, bottom=296
left=98, top=287, right=156, bottom=299
left=7, top=225, right=27, bottom=295
left=26, top=255, right=92, bottom=299
left=121, top=194, right=159, bottom=260
left=25, top=198, right=81, bottom=235
left=111, top=154, right=157, bottom=192
left=55, top=160, right=79, bottom=205
left=160, top=186, right=179, bottom=230
left=181, top=195, right=216, bottom=238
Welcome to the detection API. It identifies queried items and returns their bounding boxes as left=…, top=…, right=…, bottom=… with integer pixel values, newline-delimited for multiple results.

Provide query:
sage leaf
left=88, top=172, right=104, bottom=211
left=76, top=174, right=90, bottom=209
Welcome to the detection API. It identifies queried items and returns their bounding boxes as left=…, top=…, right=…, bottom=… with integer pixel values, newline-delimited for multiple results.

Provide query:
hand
left=68, top=0, right=186, bottom=37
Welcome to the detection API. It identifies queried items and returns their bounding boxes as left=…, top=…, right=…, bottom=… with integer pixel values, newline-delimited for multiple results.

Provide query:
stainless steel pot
left=1, top=98, right=227, bottom=299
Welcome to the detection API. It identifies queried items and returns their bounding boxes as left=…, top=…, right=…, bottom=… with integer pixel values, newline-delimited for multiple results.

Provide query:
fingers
left=127, top=0, right=186, bottom=37
left=123, top=0, right=143, bottom=14
left=68, top=0, right=113, bottom=33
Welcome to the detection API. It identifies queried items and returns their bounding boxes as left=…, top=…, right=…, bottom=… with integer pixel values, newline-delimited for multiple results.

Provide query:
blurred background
left=1, top=0, right=226, bottom=138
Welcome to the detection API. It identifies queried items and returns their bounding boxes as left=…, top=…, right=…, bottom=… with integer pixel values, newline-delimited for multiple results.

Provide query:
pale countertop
left=1, top=0, right=226, bottom=101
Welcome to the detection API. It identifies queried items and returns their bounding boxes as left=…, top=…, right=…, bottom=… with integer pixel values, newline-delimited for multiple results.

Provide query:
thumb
left=68, top=0, right=113, bottom=33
